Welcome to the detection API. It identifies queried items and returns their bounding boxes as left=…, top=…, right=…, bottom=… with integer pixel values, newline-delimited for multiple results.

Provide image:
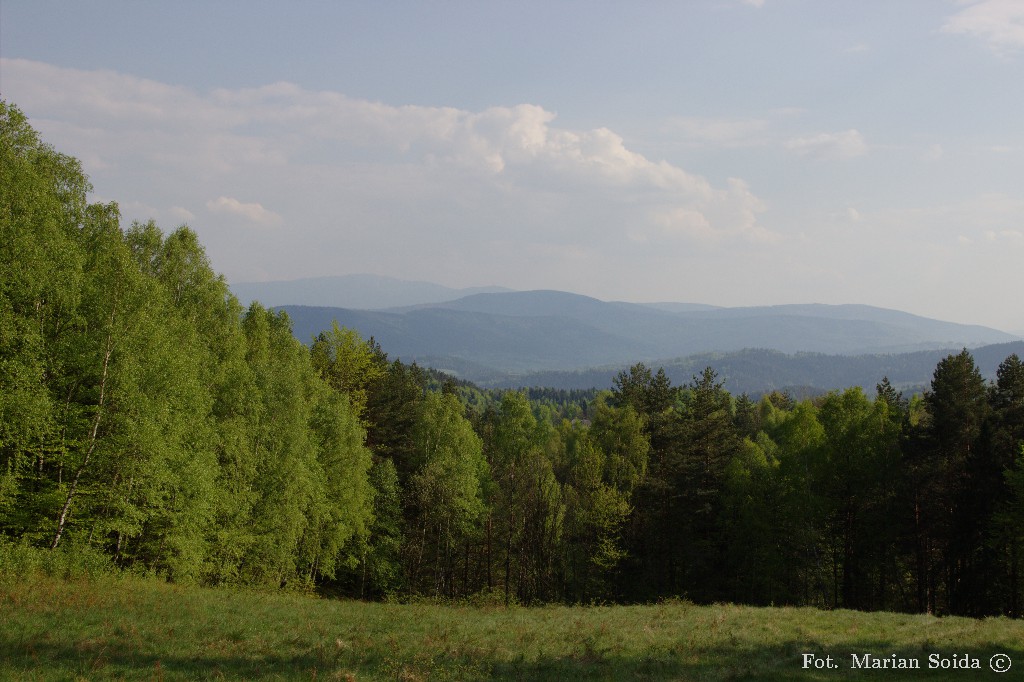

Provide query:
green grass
left=2, top=575, right=1023, bottom=680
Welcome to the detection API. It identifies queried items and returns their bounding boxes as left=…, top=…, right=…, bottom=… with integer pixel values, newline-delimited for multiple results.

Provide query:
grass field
left=2, top=574, right=1023, bottom=680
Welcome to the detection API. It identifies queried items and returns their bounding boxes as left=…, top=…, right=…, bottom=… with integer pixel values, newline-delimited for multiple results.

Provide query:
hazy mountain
left=230, top=274, right=512, bottom=309
left=281, top=304, right=657, bottom=372
left=386, top=290, right=1015, bottom=351
left=636, top=302, right=723, bottom=314
left=278, top=289, right=1019, bottom=386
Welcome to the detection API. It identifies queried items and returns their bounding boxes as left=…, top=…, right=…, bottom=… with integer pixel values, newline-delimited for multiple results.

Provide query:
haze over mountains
left=498, top=343, right=1024, bottom=396
left=230, top=275, right=1020, bottom=393
left=231, top=274, right=511, bottom=310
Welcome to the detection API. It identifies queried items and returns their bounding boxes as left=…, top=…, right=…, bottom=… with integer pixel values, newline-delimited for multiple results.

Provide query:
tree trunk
left=51, top=321, right=115, bottom=550
left=486, top=513, right=493, bottom=590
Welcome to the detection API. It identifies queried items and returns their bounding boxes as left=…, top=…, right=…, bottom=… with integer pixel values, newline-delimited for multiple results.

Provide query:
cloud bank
left=943, top=0, right=1024, bottom=53
left=785, top=129, right=867, bottom=160
left=206, top=197, right=281, bottom=225
left=1, top=58, right=774, bottom=288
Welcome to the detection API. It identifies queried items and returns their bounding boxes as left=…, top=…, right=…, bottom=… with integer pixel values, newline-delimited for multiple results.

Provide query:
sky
left=2, top=1, right=1024, bottom=333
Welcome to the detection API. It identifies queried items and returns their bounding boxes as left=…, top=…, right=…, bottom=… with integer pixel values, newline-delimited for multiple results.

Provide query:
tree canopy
left=4, top=101, right=1024, bottom=616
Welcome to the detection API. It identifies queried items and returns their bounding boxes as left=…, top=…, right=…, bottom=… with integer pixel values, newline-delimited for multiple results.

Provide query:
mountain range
left=234, top=276, right=1021, bottom=391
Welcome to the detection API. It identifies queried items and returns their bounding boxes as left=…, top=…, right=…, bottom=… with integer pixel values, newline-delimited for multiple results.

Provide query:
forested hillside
left=4, top=101, right=1024, bottom=617
left=489, top=343, right=1024, bottom=395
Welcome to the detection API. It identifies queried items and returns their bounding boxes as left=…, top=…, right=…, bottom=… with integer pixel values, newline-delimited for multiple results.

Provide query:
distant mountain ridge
left=230, top=277, right=1020, bottom=391
left=269, top=286, right=1018, bottom=391
left=230, top=274, right=511, bottom=309
left=400, top=292, right=1011, bottom=354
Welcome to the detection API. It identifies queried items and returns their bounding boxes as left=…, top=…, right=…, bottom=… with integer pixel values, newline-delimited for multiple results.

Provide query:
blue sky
left=2, top=1, right=1023, bottom=332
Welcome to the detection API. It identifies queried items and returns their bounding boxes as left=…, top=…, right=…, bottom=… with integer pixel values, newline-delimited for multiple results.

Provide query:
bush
left=0, top=537, right=116, bottom=582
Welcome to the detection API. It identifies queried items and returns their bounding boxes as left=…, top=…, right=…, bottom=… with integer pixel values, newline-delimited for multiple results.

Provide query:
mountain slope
left=278, top=290, right=1017, bottom=383
left=281, top=305, right=661, bottom=372
left=422, top=293, right=1013, bottom=353
left=493, top=342, right=1024, bottom=394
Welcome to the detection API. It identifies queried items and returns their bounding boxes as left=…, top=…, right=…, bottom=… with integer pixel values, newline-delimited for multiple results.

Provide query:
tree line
left=605, top=357, right=1024, bottom=617
left=3, top=101, right=1024, bottom=616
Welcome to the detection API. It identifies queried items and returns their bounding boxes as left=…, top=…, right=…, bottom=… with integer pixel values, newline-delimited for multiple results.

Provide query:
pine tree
left=919, top=349, right=990, bottom=614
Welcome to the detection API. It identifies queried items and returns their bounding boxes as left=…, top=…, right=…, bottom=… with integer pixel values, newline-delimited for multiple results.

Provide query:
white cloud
left=980, top=228, right=1023, bottom=244
left=119, top=200, right=160, bottom=218
left=1, top=58, right=772, bottom=257
left=665, top=116, right=770, bottom=148
left=206, top=197, right=281, bottom=225
left=649, top=177, right=776, bottom=245
left=924, top=144, right=945, bottom=161
left=741, top=0, right=765, bottom=7
left=653, top=207, right=715, bottom=240
left=0, top=57, right=787, bottom=310
left=826, top=206, right=863, bottom=224
left=769, top=107, right=807, bottom=118
left=110, top=201, right=195, bottom=226
left=884, top=193, right=1024, bottom=248
left=943, top=0, right=1024, bottom=53
left=785, top=129, right=867, bottom=159
left=169, top=206, right=196, bottom=223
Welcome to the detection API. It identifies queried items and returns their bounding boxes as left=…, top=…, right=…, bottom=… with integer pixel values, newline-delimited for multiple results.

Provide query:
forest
left=3, top=100, right=1024, bottom=619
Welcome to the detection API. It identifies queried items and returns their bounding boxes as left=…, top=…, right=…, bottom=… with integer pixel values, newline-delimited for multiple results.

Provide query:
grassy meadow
left=3, top=571, right=1024, bottom=681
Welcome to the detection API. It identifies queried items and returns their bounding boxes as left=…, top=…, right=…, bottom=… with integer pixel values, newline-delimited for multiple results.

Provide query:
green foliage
left=488, top=391, right=564, bottom=604
left=0, top=105, right=376, bottom=593
left=305, top=386, right=374, bottom=579
left=0, top=102, right=87, bottom=538
left=588, top=393, right=648, bottom=496
left=612, top=363, right=676, bottom=414
left=310, top=322, right=385, bottom=423
left=557, top=421, right=632, bottom=601
left=0, top=537, right=116, bottom=582
left=356, top=457, right=406, bottom=597
left=406, top=392, right=488, bottom=596
left=721, top=433, right=785, bottom=603
left=816, top=388, right=903, bottom=610
left=364, top=357, right=425, bottom=478
left=912, top=350, right=993, bottom=615
left=8, top=101, right=1024, bottom=617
